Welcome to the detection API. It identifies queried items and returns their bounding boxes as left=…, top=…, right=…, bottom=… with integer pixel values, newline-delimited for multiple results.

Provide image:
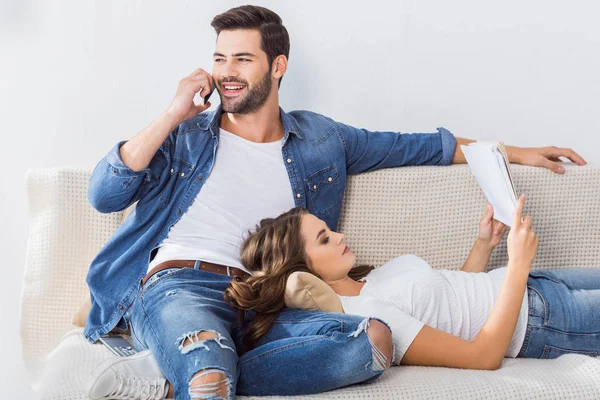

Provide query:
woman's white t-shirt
left=338, top=254, right=529, bottom=363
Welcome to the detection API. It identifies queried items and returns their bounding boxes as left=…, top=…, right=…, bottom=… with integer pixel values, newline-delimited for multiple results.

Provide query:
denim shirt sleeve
left=332, top=118, right=457, bottom=175
left=87, top=134, right=173, bottom=213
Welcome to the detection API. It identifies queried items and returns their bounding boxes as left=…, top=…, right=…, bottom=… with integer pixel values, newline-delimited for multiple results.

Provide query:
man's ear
left=272, top=55, right=288, bottom=80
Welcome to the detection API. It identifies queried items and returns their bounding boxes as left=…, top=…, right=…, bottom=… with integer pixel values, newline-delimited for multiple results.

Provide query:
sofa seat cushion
left=39, top=328, right=600, bottom=400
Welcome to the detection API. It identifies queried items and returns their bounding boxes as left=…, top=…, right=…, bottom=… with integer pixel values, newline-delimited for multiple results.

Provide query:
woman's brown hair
left=224, top=207, right=374, bottom=351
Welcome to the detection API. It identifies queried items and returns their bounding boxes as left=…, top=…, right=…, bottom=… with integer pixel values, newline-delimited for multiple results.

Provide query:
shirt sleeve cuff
left=436, top=127, right=457, bottom=166
left=105, top=140, right=152, bottom=179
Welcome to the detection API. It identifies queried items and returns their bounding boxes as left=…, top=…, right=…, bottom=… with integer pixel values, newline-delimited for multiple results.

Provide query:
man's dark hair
left=211, top=5, right=290, bottom=88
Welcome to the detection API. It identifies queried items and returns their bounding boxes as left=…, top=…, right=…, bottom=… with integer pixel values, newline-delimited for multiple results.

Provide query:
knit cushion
left=71, top=202, right=136, bottom=328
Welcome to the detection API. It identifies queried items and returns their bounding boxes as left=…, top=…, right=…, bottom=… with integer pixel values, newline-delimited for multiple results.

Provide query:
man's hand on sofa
left=506, top=145, right=587, bottom=174
left=453, top=138, right=587, bottom=174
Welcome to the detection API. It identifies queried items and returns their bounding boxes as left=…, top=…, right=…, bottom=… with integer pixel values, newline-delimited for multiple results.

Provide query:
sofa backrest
left=340, top=163, right=600, bottom=271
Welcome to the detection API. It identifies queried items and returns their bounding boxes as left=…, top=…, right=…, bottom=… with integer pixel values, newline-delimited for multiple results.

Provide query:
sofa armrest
left=21, top=167, right=124, bottom=380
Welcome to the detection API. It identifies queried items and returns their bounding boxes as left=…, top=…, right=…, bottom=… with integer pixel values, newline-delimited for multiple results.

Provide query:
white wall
left=2, top=0, right=599, bottom=396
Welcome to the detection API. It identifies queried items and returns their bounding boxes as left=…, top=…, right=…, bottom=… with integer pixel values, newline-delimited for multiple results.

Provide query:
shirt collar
left=196, top=105, right=304, bottom=141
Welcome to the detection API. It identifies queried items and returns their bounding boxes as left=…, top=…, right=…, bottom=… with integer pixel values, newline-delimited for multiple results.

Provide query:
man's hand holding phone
left=167, top=68, right=215, bottom=125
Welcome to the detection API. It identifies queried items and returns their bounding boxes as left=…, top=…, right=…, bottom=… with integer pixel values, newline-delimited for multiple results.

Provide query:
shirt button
left=297, top=193, right=301, bottom=198
left=177, top=209, right=182, bottom=214
left=287, top=158, right=292, bottom=163
left=313, top=185, right=317, bottom=190
left=328, top=177, right=333, bottom=182
left=198, top=176, right=203, bottom=182
left=113, top=169, right=118, bottom=174
left=119, top=305, right=124, bottom=310
left=180, top=172, right=185, bottom=177
left=170, top=168, right=174, bottom=174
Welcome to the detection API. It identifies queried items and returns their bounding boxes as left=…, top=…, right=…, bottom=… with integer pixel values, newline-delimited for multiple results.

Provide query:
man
left=85, top=5, right=586, bottom=400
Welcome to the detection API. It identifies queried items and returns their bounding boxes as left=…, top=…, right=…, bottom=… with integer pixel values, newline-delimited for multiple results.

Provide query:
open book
left=461, top=142, right=518, bottom=227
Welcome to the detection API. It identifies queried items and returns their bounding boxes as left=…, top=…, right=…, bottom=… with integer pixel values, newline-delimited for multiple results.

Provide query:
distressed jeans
left=124, top=263, right=388, bottom=399
left=517, top=269, right=600, bottom=358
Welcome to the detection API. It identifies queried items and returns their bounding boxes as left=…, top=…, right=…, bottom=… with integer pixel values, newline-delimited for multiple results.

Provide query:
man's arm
left=460, top=239, right=494, bottom=273
left=87, top=120, right=174, bottom=214
left=451, top=137, right=587, bottom=174
left=330, top=118, right=457, bottom=175
left=88, top=68, right=213, bottom=213
left=451, top=137, right=474, bottom=164
left=118, top=110, right=181, bottom=172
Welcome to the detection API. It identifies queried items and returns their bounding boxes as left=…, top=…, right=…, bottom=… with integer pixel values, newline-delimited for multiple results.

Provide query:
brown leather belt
left=141, top=259, right=250, bottom=286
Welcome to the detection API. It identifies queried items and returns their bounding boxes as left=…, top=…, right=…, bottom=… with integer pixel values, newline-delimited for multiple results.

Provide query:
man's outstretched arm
left=452, top=137, right=587, bottom=174
left=330, top=115, right=587, bottom=176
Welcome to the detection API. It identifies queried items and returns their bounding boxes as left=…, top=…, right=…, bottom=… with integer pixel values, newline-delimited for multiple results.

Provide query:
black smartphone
left=203, top=84, right=216, bottom=104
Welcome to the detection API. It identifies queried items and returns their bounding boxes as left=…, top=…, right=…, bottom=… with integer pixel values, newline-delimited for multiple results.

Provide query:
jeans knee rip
left=188, top=368, right=232, bottom=400
left=348, top=317, right=392, bottom=372
left=176, top=330, right=235, bottom=354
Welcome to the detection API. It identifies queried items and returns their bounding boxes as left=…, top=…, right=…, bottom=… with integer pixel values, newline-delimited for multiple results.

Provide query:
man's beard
left=218, top=68, right=272, bottom=114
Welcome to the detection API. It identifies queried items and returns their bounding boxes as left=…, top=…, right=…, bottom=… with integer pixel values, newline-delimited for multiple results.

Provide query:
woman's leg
left=518, top=268, right=600, bottom=359
left=529, top=268, right=600, bottom=291
left=130, top=266, right=241, bottom=400
left=237, top=308, right=393, bottom=396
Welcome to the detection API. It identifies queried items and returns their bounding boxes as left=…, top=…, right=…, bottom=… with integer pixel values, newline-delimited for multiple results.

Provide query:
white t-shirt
left=148, top=128, right=296, bottom=274
left=339, top=254, right=529, bottom=363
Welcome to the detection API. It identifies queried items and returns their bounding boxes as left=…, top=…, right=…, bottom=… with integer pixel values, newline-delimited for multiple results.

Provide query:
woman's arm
left=401, top=262, right=529, bottom=369
left=404, top=195, right=537, bottom=370
left=460, top=239, right=494, bottom=273
left=460, top=204, right=508, bottom=272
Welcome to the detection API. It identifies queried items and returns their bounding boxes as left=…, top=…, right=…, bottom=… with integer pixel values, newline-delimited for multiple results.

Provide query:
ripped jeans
left=124, top=262, right=389, bottom=399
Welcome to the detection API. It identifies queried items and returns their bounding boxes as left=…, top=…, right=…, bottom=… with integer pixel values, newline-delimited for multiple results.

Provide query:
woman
left=225, top=195, right=600, bottom=369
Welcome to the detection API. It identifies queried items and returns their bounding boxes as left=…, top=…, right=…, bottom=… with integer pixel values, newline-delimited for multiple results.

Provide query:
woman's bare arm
left=461, top=204, right=508, bottom=273
left=460, top=239, right=494, bottom=273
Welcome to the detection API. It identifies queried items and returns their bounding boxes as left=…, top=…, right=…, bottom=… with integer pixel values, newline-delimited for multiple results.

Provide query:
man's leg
left=90, top=267, right=241, bottom=400
left=237, top=308, right=393, bottom=396
left=135, top=269, right=241, bottom=399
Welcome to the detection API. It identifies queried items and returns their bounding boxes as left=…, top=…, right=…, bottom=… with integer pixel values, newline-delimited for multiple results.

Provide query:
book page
left=461, top=143, right=517, bottom=226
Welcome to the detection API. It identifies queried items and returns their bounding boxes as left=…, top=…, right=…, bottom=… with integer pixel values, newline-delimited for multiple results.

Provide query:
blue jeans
left=123, top=262, right=387, bottom=399
left=518, top=269, right=600, bottom=358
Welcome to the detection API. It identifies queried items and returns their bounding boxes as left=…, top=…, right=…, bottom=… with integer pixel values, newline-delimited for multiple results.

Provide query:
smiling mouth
left=222, top=84, right=247, bottom=97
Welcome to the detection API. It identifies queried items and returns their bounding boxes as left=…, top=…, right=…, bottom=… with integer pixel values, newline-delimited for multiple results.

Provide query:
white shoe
left=87, top=349, right=168, bottom=400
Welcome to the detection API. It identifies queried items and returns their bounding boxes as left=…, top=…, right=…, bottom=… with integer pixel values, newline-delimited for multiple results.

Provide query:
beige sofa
left=21, top=164, right=600, bottom=399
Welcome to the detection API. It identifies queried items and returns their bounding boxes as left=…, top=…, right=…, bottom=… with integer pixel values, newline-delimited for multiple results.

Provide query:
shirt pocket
left=159, top=159, right=195, bottom=206
left=305, top=165, right=342, bottom=217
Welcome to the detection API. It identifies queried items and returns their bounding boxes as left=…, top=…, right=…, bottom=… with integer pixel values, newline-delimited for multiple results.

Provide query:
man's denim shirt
left=84, top=106, right=456, bottom=343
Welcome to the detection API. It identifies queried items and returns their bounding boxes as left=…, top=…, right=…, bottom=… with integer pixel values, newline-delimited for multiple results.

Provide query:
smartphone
left=203, top=84, right=216, bottom=104
left=98, top=334, right=138, bottom=357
